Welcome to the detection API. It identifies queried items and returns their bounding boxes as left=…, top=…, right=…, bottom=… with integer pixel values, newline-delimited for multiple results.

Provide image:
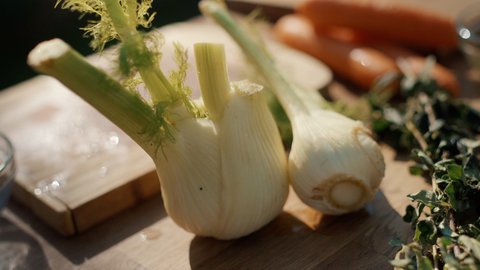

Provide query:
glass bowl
left=0, top=133, right=15, bottom=209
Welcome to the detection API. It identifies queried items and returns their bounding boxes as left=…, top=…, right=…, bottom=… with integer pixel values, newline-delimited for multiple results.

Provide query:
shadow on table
left=9, top=194, right=167, bottom=265
left=0, top=216, right=50, bottom=270
left=188, top=191, right=411, bottom=270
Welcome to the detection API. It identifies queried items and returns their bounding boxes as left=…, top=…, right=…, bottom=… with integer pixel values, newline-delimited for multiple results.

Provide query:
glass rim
left=0, top=132, right=14, bottom=174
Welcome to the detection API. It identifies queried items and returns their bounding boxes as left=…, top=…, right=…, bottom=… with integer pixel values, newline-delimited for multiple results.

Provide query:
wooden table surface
left=2, top=0, right=480, bottom=269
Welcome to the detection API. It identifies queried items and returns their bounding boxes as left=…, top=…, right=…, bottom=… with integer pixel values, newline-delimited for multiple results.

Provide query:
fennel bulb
left=28, top=0, right=288, bottom=239
left=288, top=111, right=384, bottom=214
left=200, top=0, right=385, bottom=215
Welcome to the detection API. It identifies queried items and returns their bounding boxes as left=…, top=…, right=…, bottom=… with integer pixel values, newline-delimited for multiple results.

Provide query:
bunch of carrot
left=274, top=0, right=460, bottom=96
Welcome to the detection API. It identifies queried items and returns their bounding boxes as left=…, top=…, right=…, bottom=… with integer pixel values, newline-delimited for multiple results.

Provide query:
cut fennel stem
left=200, top=0, right=385, bottom=215
left=28, top=38, right=288, bottom=239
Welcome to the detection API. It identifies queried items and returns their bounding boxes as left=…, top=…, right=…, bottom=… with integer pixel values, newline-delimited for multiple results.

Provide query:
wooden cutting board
left=0, top=76, right=159, bottom=235
left=0, top=17, right=332, bottom=236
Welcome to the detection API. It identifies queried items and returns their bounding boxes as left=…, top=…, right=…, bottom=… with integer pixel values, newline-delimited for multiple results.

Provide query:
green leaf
left=414, top=220, right=437, bottom=245
left=416, top=254, right=434, bottom=270
left=444, top=182, right=459, bottom=210
left=438, top=236, right=453, bottom=246
left=404, top=205, right=417, bottom=223
left=371, top=118, right=391, bottom=133
left=410, top=165, right=426, bottom=176
left=435, top=158, right=455, bottom=171
left=408, top=190, right=439, bottom=207
left=447, top=164, right=463, bottom=180
left=412, top=149, right=434, bottom=168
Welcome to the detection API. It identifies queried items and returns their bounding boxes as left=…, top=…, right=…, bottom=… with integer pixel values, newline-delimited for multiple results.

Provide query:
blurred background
left=0, top=0, right=200, bottom=91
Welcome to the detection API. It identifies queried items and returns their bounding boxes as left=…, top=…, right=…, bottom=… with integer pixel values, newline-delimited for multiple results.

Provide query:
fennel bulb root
left=28, top=0, right=288, bottom=240
left=288, top=111, right=384, bottom=214
left=200, top=0, right=385, bottom=215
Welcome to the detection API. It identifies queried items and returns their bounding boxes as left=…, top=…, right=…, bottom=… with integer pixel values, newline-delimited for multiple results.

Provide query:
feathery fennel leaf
left=53, top=0, right=201, bottom=150
left=56, top=0, right=155, bottom=51
left=169, top=42, right=202, bottom=117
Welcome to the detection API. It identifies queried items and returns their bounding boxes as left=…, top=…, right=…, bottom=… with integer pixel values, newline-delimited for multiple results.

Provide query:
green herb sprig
left=369, top=74, right=480, bottom=269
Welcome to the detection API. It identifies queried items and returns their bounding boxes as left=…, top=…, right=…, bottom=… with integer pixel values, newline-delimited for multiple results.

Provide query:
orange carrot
left=371, top=44, right=460, bottom=96
left=314, top=26, right=461, bottom=96
left=275, top=15, right=460, bottom=96
left=297, top=0, right=458, bottom=51
left=312, top=24, right=379, bottom=45
left=274, top=14, right=399, bottom=90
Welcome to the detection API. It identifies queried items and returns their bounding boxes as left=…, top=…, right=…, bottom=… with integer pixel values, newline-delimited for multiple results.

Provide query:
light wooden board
left=0, top=17, right=332, bottom=236
left=0, top=76, right=159, bottom=235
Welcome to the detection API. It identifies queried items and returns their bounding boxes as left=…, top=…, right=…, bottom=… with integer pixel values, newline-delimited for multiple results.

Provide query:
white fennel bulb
left=155, top=69, right=288, bottom=239
left=28, top=0, right=289, bottom=240
left=289, top=110, right=384, bottom=214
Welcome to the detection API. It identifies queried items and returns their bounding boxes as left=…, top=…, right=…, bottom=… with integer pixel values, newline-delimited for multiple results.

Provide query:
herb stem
left=432, top=245, right=439, bottom=270
left=406, top=120, right=428, bottom=151
left=419, top=93, right=438, bottom=132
